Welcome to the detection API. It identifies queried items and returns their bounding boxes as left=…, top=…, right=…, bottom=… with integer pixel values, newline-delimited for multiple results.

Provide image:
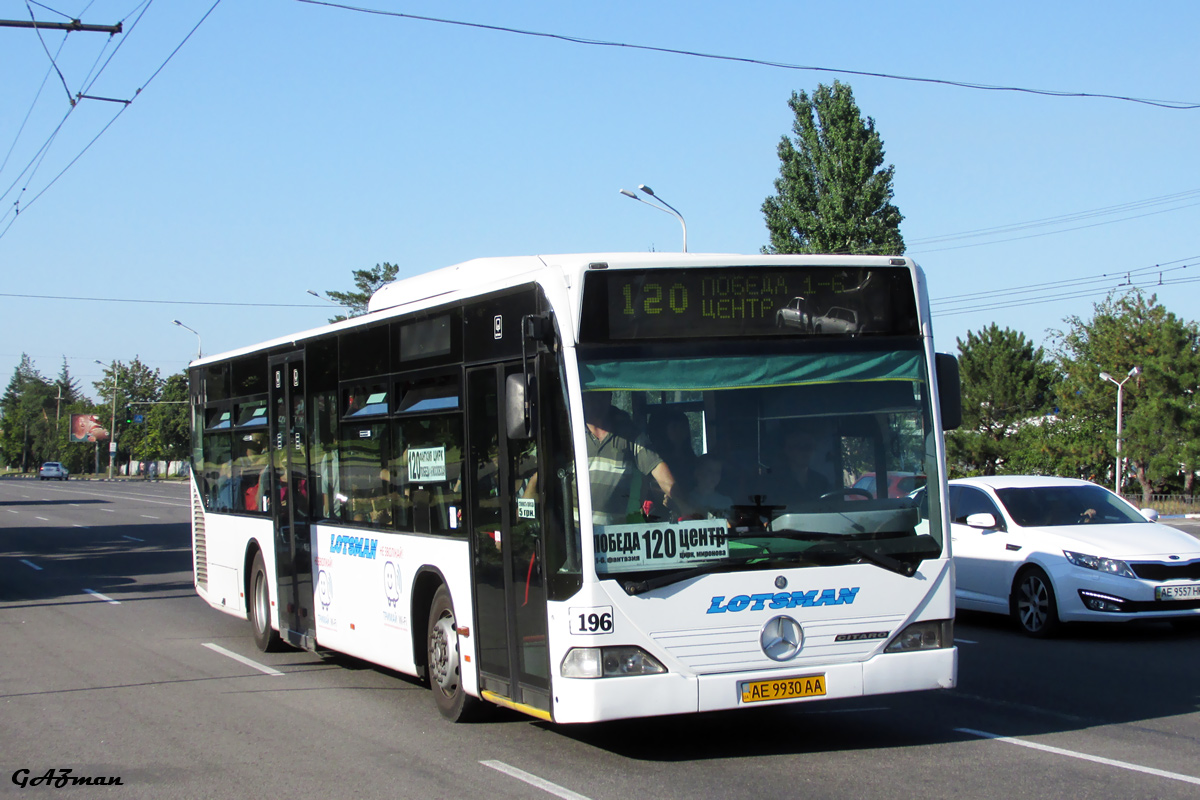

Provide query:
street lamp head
left=638, top=184, right=656, bottom=197
left=172, top=319, right=183, bottom=327
left=1128, top=366, right=1141, bottom=378
left=619, top=189, right=637, bottom=199
left=1099, top=372, right=1113, bottom=382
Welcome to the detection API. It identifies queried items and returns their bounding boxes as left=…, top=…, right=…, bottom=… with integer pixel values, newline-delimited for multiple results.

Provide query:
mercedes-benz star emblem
left=761, top=615, right=803, bottom=661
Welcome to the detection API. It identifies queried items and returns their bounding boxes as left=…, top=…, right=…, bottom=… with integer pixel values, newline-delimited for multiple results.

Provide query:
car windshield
left=994, top=485, right=1146, bottom=527
left=579, top=346, right=944, bottom=582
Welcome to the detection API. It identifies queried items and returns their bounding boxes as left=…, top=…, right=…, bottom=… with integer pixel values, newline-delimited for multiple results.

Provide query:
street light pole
left=172, top=320, right=202, bottom=360
left=1099, top=366, right=1140, bottom=495
left=619, top=183, right=688, bottom=252
left=96, top=359, right=118, bottom=480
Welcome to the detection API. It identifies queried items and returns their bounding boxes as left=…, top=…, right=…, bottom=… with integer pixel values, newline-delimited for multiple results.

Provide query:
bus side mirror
left=935, top=353, right=962, bottom=431
left=506, top=373, right=536, bottom=440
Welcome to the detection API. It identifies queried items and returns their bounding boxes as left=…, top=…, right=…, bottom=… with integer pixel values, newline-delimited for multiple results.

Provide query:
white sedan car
left=938, top=476, right=1200, bottom=637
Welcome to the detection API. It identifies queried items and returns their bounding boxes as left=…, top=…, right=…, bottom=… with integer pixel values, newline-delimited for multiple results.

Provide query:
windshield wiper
left=621, top=555, right=762, bottom=596
left=620, top=534, right=941, bottom=595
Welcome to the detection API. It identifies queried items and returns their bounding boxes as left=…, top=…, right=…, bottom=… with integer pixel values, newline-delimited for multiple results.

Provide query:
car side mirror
left=965, top=512, right=999, bottom=530
left=1140, top=508, right=1159, bottom=522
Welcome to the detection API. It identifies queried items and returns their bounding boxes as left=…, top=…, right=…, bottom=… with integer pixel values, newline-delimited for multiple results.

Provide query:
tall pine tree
left=762, top=81, right=904, bottom=255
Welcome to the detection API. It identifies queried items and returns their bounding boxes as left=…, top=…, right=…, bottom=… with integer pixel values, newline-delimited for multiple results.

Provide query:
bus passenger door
left=269, top=353, right=315, bottom=649
left=467, top=364, right=551, bottom=713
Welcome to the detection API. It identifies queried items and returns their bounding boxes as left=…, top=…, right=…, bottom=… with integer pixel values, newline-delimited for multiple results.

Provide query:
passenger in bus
left=765, top=425, right=832, bottom=506
left=688, top=454, right=732, bottom=519
left=648, top=408, right=697, bottom=489
left=583, top=392, right=690, bottom=524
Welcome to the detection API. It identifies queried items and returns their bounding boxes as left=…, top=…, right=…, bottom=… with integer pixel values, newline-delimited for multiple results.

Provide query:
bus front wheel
left=427, top=585, right=480, bottom=721
left=249, top=551, right=283, bottom=653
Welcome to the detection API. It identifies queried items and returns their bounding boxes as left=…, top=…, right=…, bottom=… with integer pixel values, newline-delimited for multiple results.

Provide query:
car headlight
left=560, top=646, right=667, bottom=678
left=1063, top=550, right=1136, bottom=579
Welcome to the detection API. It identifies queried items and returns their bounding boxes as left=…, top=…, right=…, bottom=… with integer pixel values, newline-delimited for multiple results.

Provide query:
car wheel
left=1011, top=566, right=1061, bottom=638
left=427, top=584, right=481, bottom=722
left=249, top=551, right=284, bottom=652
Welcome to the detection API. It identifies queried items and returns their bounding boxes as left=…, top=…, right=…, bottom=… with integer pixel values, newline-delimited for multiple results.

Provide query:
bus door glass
left=269, top=354, right=314, bottom=647
left=467, top=364, right=550, bottom=710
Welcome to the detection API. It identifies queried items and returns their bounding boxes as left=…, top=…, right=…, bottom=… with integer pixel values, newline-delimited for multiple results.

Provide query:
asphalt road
left=2, top=478, right=1198, bottom=799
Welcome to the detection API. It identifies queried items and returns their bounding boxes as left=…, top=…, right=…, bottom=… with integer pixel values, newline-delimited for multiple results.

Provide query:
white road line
left=6, top=509, right=18, bottom=513
left=19, top=559, right=42, bottom=571
left=122, top=535, right=144, bottom=542
left=954, top=638, right=978, bottom=644
left=83, top=589, right=121, bottom=605
left=99, top=508, right=115, bottom=513
left=956, top=728, right=1200, bottom=787
left=202, top=643, right=284, bottom=676
left=35, top=516, right=49, bottom=521
left=480, top=761, right=593, bottom=800
left=139, top=514, right=159, bottom=520
left=73, top=524, right=90, bottom=529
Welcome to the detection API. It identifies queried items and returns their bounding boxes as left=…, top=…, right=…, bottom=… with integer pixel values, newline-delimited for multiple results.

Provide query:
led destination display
left=581, top=265, right=920, bottom=341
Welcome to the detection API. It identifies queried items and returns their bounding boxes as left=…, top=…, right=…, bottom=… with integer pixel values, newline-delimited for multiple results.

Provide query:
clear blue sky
left=3, top=1, right=1197, bottom=400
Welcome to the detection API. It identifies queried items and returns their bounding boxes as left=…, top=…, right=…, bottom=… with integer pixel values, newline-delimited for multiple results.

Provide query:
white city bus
left=187, top=253, right=962, bottom=723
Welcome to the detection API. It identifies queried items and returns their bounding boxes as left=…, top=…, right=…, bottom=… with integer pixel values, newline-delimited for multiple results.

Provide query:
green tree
left=1051, top=290, right=1200, bottom=502
left=1, top=354, right=54, bottom=471
left=762, top=81, right=904, bottom=255
left=139, top=372, right=190, bottom=462
left=92, top=358, right=165, bottom=474
left=947, top=325, right=1055, bottom=476
left=324, top=262, right=400, bottom=322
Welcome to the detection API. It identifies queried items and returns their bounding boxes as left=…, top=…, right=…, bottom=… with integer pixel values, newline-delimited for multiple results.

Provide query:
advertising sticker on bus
left=594, top=520, right=729, bottom=573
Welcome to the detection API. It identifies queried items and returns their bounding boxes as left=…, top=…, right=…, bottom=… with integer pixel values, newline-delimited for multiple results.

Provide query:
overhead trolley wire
left=294, top=0, right=1200, bottom=110
left=0, top=0, right=222, bottom=240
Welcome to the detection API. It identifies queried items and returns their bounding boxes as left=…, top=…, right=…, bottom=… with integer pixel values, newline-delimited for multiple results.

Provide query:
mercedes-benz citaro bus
left=187, top=253, right=962, bottom=723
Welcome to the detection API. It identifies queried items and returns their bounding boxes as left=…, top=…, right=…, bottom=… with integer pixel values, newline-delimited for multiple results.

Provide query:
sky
left=2, top=1, right=1198, bottom=402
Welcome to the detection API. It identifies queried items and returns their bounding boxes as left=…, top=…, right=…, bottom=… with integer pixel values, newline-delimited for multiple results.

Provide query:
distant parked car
left=811, top=306, right=859, bottom=335
left=39, top=462, right=69, bottom=481
left=921, top=476, right=1200, bottom=637
left=775, top=296, right=810, bottom=330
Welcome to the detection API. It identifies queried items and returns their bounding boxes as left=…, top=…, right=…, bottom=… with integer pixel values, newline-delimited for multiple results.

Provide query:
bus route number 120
left=569, top=606, right=614, bottom=635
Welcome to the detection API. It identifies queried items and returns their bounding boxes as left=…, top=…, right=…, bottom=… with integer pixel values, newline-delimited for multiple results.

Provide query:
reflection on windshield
left=579, top=349, right=941, bottom=577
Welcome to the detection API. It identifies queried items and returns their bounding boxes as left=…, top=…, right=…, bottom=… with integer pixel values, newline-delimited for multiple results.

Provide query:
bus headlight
left=560, top=646, right=667, bottom=678
left=885, top=620, right=953, bottom=653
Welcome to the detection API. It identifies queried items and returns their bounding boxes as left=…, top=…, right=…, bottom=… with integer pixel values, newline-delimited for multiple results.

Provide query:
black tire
left=249, top=551, right=283, bottom=652
left=427, top=584, right=481, bottom=721
left=1011, top=566, right=1061, bottom=638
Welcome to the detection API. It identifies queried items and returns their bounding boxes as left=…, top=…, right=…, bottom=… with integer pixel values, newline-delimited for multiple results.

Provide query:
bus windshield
left=579, top=346, right=942, bottom=583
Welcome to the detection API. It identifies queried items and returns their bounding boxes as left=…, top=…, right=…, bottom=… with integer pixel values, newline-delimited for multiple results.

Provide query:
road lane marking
left=122, top=535, right=144, bottom=542
left=480, top=761, right=592, bottom=800
left=35, top=516, right=49, bottom=521
left=7, top=509, right=19, bottom=513
left=139, top=514, right=159, bottom=520
left=956, top=728, right=1200, bottom=786
left=20, top=559, right=42, bottom=571
left=83, top=589, right=120, bottom=605
left=954, top=638, right=978, bottom=644
left=202, top=643, right=284, bottom=676
left=73, top=524, right=90, bottom=529
left=99, top=508, right=115, bottom=513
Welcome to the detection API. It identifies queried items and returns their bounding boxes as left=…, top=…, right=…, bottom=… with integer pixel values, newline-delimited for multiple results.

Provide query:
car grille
left=1129, top=560, right=1200, bottom=581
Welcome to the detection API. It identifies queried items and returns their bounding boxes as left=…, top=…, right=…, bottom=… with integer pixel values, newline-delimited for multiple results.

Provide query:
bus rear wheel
left=250, top=551, right=283, bottom=653
left=427, top=585, right=480, bottom=721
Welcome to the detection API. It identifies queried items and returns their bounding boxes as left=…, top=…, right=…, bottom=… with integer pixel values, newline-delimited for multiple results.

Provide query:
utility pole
left=0, top=19, right=122, bottom=34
